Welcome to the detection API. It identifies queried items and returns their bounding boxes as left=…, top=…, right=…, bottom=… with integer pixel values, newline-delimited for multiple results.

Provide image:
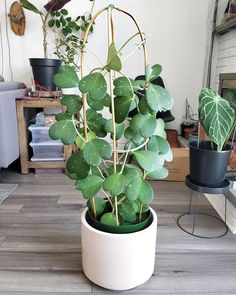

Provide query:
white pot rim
left=81, top=207, right=157, bottom=238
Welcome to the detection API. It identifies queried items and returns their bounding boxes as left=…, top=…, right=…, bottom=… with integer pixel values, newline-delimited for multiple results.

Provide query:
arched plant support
left=50, top=5, right=173, bottom=229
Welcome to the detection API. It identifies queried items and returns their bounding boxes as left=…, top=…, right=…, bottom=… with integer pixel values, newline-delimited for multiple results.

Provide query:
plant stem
left=113, top=138, right=149, bottom=153
left=120, top=143, right=131, bottom=174
left=92, top=196, right=97, bottom=218
left=72, top=114, right=87, bottom=143
left=139, top=204, right=143, bottom=223
left=101, top=190, right=114, bottom=209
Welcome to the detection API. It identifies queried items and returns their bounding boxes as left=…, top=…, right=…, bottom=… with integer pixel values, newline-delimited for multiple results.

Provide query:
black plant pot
left=189, top=141, right=232, bottom=188
left=29, top=58, right=61, bottom=91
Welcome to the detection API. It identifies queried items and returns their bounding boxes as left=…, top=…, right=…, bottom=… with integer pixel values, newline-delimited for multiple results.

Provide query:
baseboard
left=205, top=193, right=236, bottom=234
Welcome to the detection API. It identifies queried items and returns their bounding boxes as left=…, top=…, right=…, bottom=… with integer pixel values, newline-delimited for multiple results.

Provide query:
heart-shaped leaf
left=119, top=199, right=138, bottom=223
left=87, top=93, right=110, bottom=111
left=49, top=119, right=76, bottom=144
left=61, top=95, right=82, bottom=114
left=147, top=167, right=169, bottom=179
left=146, top=84, right=173, bottom=112
left=103, top=173, right=125, bottom=196
left=66, top=151, right=90, bottom=179
left=79, top=72, right=107, bottom=100
left=133, top=150, right=159, bottom=172
left=145, top=64, right=162, bottom=82
left=75, top=131, right=96, bottom=150
left=126, top=178, right=153, bottom=204
left=114, top=96, right=133, bottom=123
left=104, top=119, right=125, bottom=140
left=100, top=212, right=117, bottom=226
left=130, top=113, right=157, bottom=137
left=53, top=65, right=79, bottom=88
left=86, top=109, right=107, bottom=137
left=123, top=166, right=140, bottom=186
left=106, top=42, right=122, bottom=71
left=55, top=113, right=72, bottom=121
left=83, top=139, right=112, bottom=166
left=76, top=175, right=104, bottom=199
left=113, top=77, right=134, bottom=98
left=147, top=135, right=170, bottom=155
left=124, top=127, right=144, bottom=145
left=87, top=197, right=106, bottom=216
left=153, top=119, right=167, bottom=139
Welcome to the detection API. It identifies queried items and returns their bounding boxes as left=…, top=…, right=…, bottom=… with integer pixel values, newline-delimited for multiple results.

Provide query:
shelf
left=215, top=17, right=236, bottom=35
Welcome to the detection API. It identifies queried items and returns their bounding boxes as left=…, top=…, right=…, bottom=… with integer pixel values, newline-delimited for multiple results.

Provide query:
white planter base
left=81, top=207, right=157, bottom=291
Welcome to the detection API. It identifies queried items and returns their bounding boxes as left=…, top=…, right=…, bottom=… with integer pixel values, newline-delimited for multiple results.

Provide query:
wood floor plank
left=0, top=170, right=235, bottom=294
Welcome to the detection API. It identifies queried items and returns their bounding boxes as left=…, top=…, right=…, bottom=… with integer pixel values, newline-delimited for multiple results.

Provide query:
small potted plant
left=48, top=1, right=95, bottom=70
left=49, top=5, right=173, bottom=290
left=19, top=0, right=72, bottom=90
left=180, top=99, right=195, bottom=138
left=189, top=88, right=235, bottom=188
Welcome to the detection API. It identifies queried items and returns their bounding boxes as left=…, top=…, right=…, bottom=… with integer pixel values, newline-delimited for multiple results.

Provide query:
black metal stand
left=177, top=175, right=230, bottom=239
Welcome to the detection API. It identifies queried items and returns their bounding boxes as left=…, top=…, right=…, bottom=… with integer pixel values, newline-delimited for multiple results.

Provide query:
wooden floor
left=0, top=170, right=236, bottom=294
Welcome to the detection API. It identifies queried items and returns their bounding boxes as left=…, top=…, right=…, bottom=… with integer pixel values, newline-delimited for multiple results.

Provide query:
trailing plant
left=49, top=5, right=173, bottom=228
left=48, top=2, right=95, bottom=69
left=198, top=88, right=235, bottom=151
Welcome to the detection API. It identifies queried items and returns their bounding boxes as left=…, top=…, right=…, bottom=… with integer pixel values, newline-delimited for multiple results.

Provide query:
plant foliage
left=49, top=6, right=173, bottom=228
left=199, top=88, right=235, bottom=151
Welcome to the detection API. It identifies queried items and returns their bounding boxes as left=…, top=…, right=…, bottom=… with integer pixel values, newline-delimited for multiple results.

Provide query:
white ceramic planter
left=81, top=207, right=157, bottom=291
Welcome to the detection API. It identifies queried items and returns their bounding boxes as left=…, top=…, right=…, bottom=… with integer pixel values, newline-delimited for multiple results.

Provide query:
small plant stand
left=177, top=175, right=230, bottom=238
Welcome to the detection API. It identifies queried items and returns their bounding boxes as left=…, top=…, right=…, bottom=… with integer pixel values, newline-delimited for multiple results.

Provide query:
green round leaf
left=147, top=167, right=169, bottom=180
left=61, top=95, right=82, bottom=114
left=113, top=77, right=134, bottom=98
left=146, top=84, right=173, bottom=112
left=100, top=213, right=117, bottom=226
left=130, top=113, right=157, bottom=137
left=114, top=96, right=132, bottom=123
left=147, top=135, right=170, bottom=154
left=145, top=64, right=162, bottom=82
left=87, top=197, right=106, bottom=217
left=76, top=175, right=104, bottom=199
left=133, top=150, right=160, bottom=172
left=104, top=119, right=125, bottom=140
left=126, top=178, right=153, bottom=204
left=103, top=173, right=125, bottom=196
left=53, top=66, right=79, bottom=88
left=83, top=139, right=112, bottom=166
left=79, top=72, right=107, bottom=100
left=66, top=151, right=90, bottom=179
left=49, top=120, right=76, bottom=144
left=106, top=42, right=122, bottom=71
left=86, top=109, right=107, bottom=137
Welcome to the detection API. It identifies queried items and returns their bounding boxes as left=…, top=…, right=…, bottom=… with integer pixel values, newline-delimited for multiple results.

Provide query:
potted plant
left=19, top=0, right=72, bottom=90
left=189, top=88, right=235, bottom=188
left=180, top=99, right=195, bottom=138
left=49, top=5, right=173, bottom=290
left=48, top=1, right=95, bottom=70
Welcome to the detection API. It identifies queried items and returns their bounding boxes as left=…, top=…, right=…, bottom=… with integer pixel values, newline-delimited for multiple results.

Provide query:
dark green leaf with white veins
left=106, top=42, right=122, bottom=72
left=145, top=64, right=162, bottom=82
left=76, top=175, right=103, bottom=199
left=114, top=96, right=133, bottom=123
left=113, top=77, right=134, bottom=98
left=61, top=95, right=82, bottom=113
left=130, top=113, right=157, bottom=137
left=83, top=139, right=112, bottom=166
left=87, top=197, right=106, bottom=216
left=133, top=150, right=160, bottom=172
left=66, top=151, right=90, bottom=179
left=199, top=88, right=235, bottom=151
left=103, top=173, right=125, bottom=196
left=126, top=178, right=153, bottom=204
left=49, top=120, right=76, bottom=144
left=146, top=84, right=173, bottom=112
left=79, top=72, right=107, bottom=100
left=53, top=65, right=79, bottom=88
left=86, top=109, right=107, bottom=137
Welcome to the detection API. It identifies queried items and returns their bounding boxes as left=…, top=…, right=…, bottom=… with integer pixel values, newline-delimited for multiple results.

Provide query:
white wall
left=0, top=0, right=211, bottom=131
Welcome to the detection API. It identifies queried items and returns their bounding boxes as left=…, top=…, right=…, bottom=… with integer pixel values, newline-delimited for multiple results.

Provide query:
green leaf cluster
left=49, top=39, right=173, bottom=228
